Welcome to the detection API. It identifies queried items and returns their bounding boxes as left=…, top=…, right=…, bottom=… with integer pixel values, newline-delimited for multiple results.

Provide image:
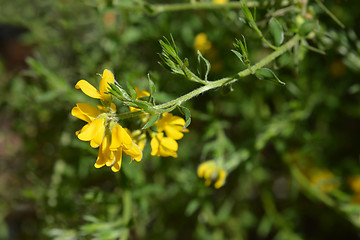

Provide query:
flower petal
left=77, top=118, right=105, bottom=142
left=99, top=69, right=114, bottom=99
left=75, top=80, right=101, bottom=99
left=72, top=103, right=101, bottom=123
left=124, top=143, right=142, bottom=162
left=150, top=133, right=162, bottom=156
left=164, top=126, right=184, bottom=140
left=168, top=115, right=185, bottom=126
left=111, top=149, right=123, bottom=172
left=110, top=124, right=133, bottom=150
left=214, top=169, right=227, bottom=189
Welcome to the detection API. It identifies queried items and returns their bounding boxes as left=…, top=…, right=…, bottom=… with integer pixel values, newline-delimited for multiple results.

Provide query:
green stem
left=154, top=34, right=301, bottom=110
left=114, top=1, right=262, bottom=14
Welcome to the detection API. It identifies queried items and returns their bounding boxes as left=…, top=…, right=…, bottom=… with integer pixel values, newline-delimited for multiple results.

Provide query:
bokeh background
left=0, top=0, right=360, bottom=239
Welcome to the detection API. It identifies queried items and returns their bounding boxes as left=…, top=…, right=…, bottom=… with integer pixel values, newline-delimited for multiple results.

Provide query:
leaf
left=197, top=50, right=211, bottom=81
left=147, top=74, right=156, bottom=96
left=109, top=83, right=131, bottom=101
left=269, top=18, right=284, bottom=46
left=134, top=100, right=157, bottom=114
left=178, top=105, right=191, bottom=130
left=142, top=114, right=160, bottom=129
left=147, top=73, right=156, bottom=104
left=255, top=68, right=285, bottom=85
left=126, top=81, right=137, bottom=100
left=299, top=21, right=316, bottom=36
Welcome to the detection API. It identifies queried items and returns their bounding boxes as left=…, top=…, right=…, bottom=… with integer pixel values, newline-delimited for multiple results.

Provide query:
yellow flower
left=348, top=176, right=360, bottom=193
left=156, top=113, right=188, bottom=140
left=72, top=69, right=142, bottom=172
left=213, top=0, right=228, bottom=4
left=194, top=33, right=212, bottom=54
left=72, top=103, right=115, bottom=148
left=150, top=132, right=178, bottom=158
left=309, top=169, right=339, bottom=193
left=75, top=69, right=114, bottom=103
left=197, top=160, right=227, bottom=189
left=94, top=124, right=142, bottom=172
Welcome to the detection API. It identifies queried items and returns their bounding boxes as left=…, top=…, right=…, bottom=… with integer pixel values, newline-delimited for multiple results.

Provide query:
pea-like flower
left=197, top=160, right=227, bottom=189
left=150, top=132, right=178, bottom=158
left=94, top=123, right=142, bottom=172
left=72, top=69, right=143, bottom=171
left=213, top=0, right=228, bottom=4
left=194, top=33, right=212, bottom=54
left=156, top=113, right=188, bottom=140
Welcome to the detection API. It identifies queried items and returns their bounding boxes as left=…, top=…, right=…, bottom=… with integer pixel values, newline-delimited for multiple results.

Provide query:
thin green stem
left=314, top=0, right=345, bottom=29
left=154, top=34, right=301, bottom=110
left=114, top=1, right=261, bottom=14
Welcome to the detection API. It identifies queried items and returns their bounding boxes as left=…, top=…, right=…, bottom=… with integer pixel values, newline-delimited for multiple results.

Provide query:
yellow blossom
left=214, top=0, right=228, bottom=4
left=150, top=132, right=178, bottom=158
left=94, top=124, right=142, bottom=172
left=156, top=113, right=188, bottom=140
left=197, top=160, right=227, bottom=189
left=348, top=176, right=360, bottom=193
left=72, top=69, right=142, bottom=172
left=194, top=33, right=212, bottom=54
left=75, top=69, right=114, bottom=103
left=347, top=176, right=360, bottom=204
left=309, top=169, right=339, bottom=193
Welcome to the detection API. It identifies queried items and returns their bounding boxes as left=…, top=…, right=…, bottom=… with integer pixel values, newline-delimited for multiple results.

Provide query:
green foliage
left=1, top=0, right=360, bottom=240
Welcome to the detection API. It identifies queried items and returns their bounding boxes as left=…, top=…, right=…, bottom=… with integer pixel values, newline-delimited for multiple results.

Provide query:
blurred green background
left=0, top=0, right=360, bottom=239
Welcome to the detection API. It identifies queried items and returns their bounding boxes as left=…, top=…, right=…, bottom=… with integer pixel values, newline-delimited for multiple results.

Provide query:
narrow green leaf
left=269, top=18, right=284, bottom=46
left=147, top=73, right=156, bottom=104
left=178, top=105, right=191, bottom=130
left=134, top=100, right=157, bottom=114
left=197, top=50, right=211, bottom=82
left=142, top=114, right=160, bottom=129
left=126, top=81, right=137, bottom=100
left=109, top=83, right=131, bottom=101
left=255, top=68, right=285, bottom=85
left=231, top=50, right=244, bottom=65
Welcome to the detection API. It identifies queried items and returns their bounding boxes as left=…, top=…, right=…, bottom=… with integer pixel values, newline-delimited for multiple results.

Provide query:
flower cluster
left=128, top=87, right=188, bottom=158
left=72, top=69, right=142, bottom=172
left=197, top=160, right=227, bottom=189
left=72, top=69, right=189, bottom=172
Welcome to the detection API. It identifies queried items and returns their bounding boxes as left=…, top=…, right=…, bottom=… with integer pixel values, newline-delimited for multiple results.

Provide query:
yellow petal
left=101, top=135, right=114, bottom=166
left=77, top=118, right=105, bottom=142
left=124, top=143, right=142, bottom=162
left=110, top=124, right=133, bottom=150
left=164, top=126, right=184, bottom=140
left=197, top=162, right=208, bottom=178
left=91, top=121, right=105, bottom=147
left=169, top=115, right=185, bottom=126
left=160, top=137, right=178, bottom=152
left=72, top=103, right=101, bottom=123
left=214, top=169, right=227, bottom=189
left=111, top=149, right=123, bottom=172
left=150, top=133, right=162, bottom=156
left=75, top=80, right=101, bottom=99
left=94, top=144, right=107, bottom=168
left=99, top=69, right=114, bottom=99
left=71, top=106, right=91, bottom=123
left=204, top=166, right=216, bottom=179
